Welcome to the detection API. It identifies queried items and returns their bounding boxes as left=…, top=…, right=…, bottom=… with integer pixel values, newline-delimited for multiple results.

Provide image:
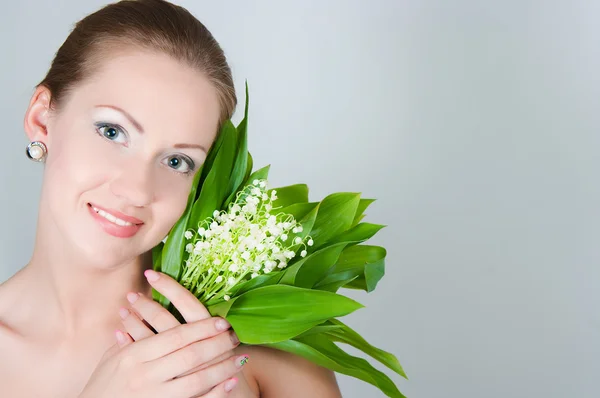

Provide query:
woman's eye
left=95, top=123, right=127, bottom=144
left=164, top=155, right=195, bottom=174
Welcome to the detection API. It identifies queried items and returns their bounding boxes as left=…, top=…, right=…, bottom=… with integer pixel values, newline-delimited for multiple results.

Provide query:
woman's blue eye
left=164, top=155, right=194, bottom=175
left=95, top=123, right=127, bottom=144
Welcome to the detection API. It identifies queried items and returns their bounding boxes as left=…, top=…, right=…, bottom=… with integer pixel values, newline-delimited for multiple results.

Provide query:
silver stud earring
left=26, top=141, right=47, bottom=162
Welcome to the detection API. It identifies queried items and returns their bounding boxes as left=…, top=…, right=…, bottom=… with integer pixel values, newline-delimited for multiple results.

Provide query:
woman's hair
left=37, top=0, right=236, bottom=128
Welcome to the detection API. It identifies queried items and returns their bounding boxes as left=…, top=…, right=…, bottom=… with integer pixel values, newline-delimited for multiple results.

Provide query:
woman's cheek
left=152, top=173, right=193, bottom=231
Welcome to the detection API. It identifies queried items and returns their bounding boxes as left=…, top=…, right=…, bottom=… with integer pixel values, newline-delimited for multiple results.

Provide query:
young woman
left=0, top=0, right=343, bottom=397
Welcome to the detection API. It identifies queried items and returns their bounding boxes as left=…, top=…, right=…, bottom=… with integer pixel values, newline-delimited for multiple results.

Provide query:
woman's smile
left=87, top=202, right=144, bottom=238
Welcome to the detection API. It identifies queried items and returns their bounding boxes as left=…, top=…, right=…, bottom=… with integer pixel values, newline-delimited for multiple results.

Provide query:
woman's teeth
left=92, top=206, right=134, bottom=227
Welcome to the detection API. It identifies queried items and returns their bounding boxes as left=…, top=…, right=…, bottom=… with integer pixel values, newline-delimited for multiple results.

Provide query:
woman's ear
left=23, top=86, right=52, bottom=143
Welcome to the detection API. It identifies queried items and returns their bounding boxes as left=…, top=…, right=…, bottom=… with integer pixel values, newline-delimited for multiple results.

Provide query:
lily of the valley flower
left=180, top=179, right=312, bottom=302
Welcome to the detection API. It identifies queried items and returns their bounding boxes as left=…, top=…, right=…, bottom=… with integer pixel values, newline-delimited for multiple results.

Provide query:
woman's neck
left=7, top=236, right=153, bottom=340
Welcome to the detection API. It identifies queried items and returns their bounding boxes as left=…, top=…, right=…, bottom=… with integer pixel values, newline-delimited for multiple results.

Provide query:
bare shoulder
left=236, top=344, right=342, bottom=398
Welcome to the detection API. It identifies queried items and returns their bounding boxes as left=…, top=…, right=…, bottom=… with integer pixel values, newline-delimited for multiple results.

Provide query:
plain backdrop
left=0, top=1, right=597, bottom=397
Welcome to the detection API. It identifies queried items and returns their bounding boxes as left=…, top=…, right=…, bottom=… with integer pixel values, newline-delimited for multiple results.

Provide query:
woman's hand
left=78, top=270, right=248, bottom=398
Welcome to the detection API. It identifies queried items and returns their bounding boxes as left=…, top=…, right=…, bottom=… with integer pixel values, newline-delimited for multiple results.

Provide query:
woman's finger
left=149, top=330, right=241, bottom=381
left=131, top=316, right=235, bottom=363
left=114, top=329, right=134, bottom=348
left=165, top=353, right=248, bottom=397
left=126, top=291, right=180, bottom=333
left=144, top=269, right=211, bottom=322
left=119, top=307, right=154, bottom=341
left=175, top=351, right=233, bottom=379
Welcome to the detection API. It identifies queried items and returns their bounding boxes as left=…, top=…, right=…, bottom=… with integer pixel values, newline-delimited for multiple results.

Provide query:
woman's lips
left=88, top=203, right=144, bottom=238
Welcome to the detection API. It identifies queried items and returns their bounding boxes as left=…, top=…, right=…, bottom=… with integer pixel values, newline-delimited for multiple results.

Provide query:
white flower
left=301, top=250, right=307, bottom=257
left=224, top=295, right=231, bottom=301
left=198, top=227, right=206, bottom=236
left=185, top=243, right=193, bottom=253
left=251, top=272, right=259, bottom=279
left=184, top=231, right=193, bottom=240
left=281, top=234, right=288, bottom=241
left=259, top=181, right=267, bottom=188
left=294, top=237, right=302, bottom=244
left=284, top=250, right=295, bottom=259
left=292, top=227, right=299, bottom=233
left=215, top=275, right=223, bottom=283
left=308, top=239, right=314, bottom=246
left=213, top=258, right=222, bottom=265
left=227, top=277, right=236, bottom=286
left=253, top=179, right=259, bottom=185
left=213, top=210, right=220, bottom=218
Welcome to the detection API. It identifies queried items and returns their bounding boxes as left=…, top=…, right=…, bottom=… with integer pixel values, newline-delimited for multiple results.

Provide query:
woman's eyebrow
left=174, top=143, right=208, bottom=153
left=94, top=104, right=207, bottom=153
left=94, top=104, right=144, bottom=133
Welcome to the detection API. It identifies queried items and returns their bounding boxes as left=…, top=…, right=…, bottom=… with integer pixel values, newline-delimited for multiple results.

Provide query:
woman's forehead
left=71, top=51, right=221, bottom=141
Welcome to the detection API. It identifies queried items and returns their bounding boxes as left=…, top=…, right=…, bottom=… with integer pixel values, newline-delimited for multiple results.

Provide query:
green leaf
left=281, top=222, right=386, bottom=289
left=296, top=323, right=345, bottom=338
left=154, top=165, right=204, bottom=307
left=274, top=202, right=320, bottom=258
left=224, top=83, right=250, bottom=207
left=245, top=164, right=270, bottom=184
left=281, top=242, right=347, bottom=288
left=314, top=273, right=360, bottom=293
left=331, top=245, right=386, bottom=292
left=208, top=285, right=363, bottom=344
left=220, top=271, right=283, bottom=299
left=243, top=152, right=254, bottom=185
left=189, top=121, right=237, bottom=227
left=327, top=222, right=386, bottom=246
left=151, top=242, right=164, bottom=270
left=327, top=319, right=407, bottom=379
left=265, top=335, right=406, bottom=398
left=310, top=193, right=361, bottom=249
left=269, top=184, right=309, bottom=208
left=197, top=124, right=226, bottom=189
left=352, top=198, right=376, bottom=227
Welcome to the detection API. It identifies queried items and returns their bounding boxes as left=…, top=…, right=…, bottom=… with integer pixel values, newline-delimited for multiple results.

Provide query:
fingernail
left=224, top=377, right=238, bottom=392
left=235, top=354, right=249, bottom=368
left=229, top=330, right=240, bottom=346
left=115, top=329, right=127, bottom=344
left=119, top=307, right=130, bottom=319
left=215, top=318, right=231, bottom=331
left=126, top=292, right=139, bottom=304
left=144, top=269, right=160, bottom=282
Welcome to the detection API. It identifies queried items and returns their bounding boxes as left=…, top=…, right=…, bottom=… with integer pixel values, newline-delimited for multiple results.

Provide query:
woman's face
left=26, top=50, right=221, bottom=267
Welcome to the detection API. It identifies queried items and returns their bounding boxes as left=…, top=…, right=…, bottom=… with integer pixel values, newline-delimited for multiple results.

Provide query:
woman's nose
left=109, top=160, right=155, bottom=208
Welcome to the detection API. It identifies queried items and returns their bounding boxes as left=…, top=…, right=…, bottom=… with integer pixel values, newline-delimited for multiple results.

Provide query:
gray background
left=0, top=1, right=596, bottom=397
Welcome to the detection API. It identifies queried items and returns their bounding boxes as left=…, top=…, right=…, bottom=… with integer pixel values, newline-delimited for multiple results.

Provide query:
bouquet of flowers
left=152, top=84, right=407, bottom=397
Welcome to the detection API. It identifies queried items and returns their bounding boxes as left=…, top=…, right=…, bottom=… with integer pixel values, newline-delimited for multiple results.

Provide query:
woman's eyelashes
left=95, top=122, right=128, bottom=145
left=94, top=122, right=196, bottom=176
left=163, top=155, right=195, bottom=175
